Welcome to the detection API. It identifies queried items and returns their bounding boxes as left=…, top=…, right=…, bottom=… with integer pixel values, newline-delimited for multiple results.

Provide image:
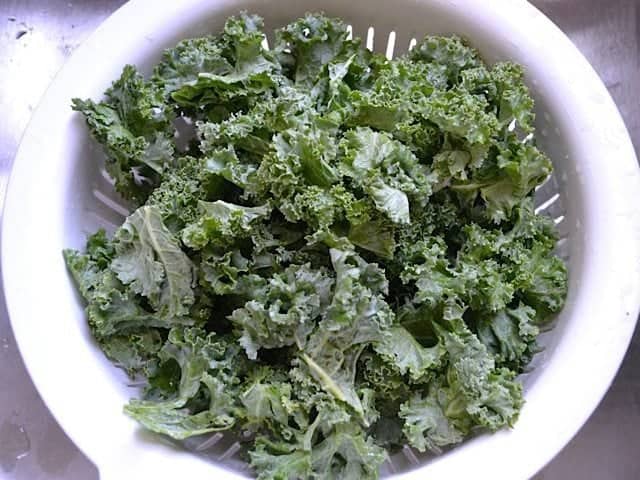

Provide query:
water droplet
left=0, top=420, right=31, bottom=472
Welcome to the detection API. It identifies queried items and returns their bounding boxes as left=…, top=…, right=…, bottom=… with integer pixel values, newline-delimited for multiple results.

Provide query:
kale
left=66, top=12, right=567, bottom=480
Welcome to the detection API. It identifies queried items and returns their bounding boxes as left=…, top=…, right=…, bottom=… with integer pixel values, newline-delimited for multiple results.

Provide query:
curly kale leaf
left=72, top=65, right=175, bottom=204
left=410, top=35, right=482, bottom=86
left=110, top=206, right=196, bottom=318
left=339, top=127, right=434, bottom=224
left=274, top=13, right=351, bottom=86
left=64, top=231, right=190, bottom=339
left=182, top=200, right=270, bottom=250
left=124, top=327, right=244, bottom=439
left=374, top=326, right=444, bottom=382
left=399, top=385, right=465, bottom=453
left=230, top=263, right=334, bottom=359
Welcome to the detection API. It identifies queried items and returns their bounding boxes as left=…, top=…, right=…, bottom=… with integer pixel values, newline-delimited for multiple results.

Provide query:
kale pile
left=64, top=13, right=567, bottom=479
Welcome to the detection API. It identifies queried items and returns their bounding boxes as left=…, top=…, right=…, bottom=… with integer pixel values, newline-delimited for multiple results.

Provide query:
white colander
left=3, top=1, right=640, bottom=479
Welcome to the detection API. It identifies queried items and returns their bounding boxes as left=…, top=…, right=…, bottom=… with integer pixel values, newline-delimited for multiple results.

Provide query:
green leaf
left=153, top=36, right=232, bottom=94
left=203, top=145, right=259, bottom=190
left=229, top=263, right=334, bottom=359
left=111, top=206, right=195, bottom=318
left=123, top=328, right=243, bottom=439
left=200, top=248, right=250, bottom=295
left=339, top=127, right=432, bottom=222
left=64, top=232, right=192, bottom=339
left=249, top=436, right=312, bottom=480
left=399, top=386, right=465, bottom=453
left=274, top=13, right=350, bottom=85
left=99, top=330, right=163, bottom=378
left=124, top=395, right=234, bottom=440
left=348, top=219, right=396, bottom=259
left=72, top=65, right=174, bottom=204
left=476, top=304, right=539, bottom=366
left=298, top=250, right=393, bottom=420
left=434, top=317, right=524, bottom=430
left=310, top=423, right=387, bottom=479
left=374, top=326, right=444, bottom=382
left=410, top=35, right=482, bottom=86
left=182, top=200, right=270, bottom=249
left=241, top=367, right=292, bottom=426
left=423, top=89, right=498, bottom=145
left=146, top=155, right=225, bottom=233
left=168, top=13, right=280, bottom=109
left=369, top=181, right=410, bottom=225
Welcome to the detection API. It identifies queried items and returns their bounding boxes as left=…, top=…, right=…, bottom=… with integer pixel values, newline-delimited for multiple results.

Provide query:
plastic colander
left=3, top=0, right=640, bottom=479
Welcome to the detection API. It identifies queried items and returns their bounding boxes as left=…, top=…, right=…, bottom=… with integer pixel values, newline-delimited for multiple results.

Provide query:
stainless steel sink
left=0, top=1, right=638, bottom=478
